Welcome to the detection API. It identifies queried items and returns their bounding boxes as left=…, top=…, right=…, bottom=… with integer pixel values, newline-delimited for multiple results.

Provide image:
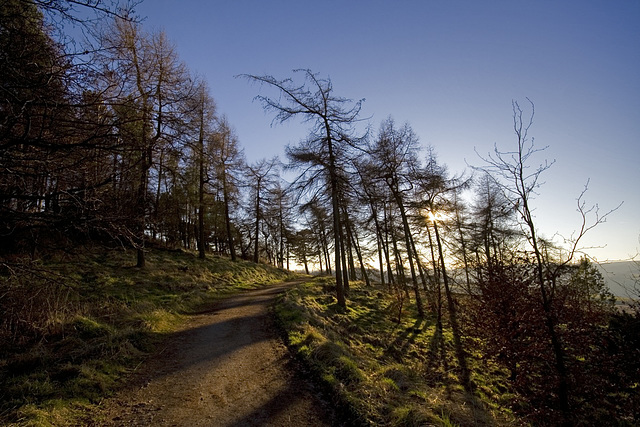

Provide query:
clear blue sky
left=134, top=0, right=639, bottom=262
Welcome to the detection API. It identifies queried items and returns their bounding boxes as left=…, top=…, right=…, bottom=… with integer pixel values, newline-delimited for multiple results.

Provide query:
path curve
left=98, top=280, right=333, bottom=426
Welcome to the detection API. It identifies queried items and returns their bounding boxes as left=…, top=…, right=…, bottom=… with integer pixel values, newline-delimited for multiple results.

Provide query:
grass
left=0, top=246, right=296, bottom=426
left=274, top=277, right=522, bottom=426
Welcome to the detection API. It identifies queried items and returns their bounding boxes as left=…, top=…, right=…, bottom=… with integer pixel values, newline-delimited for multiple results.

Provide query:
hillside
left=598, top=260, right=639, bottom=297
left=2, top=249, right=639, bottom=426
left=275, top=277, right=640, bottom=426
left=0, top=247, right=296, bottom=426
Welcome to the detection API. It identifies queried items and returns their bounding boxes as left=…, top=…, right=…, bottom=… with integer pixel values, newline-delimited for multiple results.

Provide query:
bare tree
left=191, top=82, right=217, bottom=259
left=99, top=18, right=194, bottom=266
left=265, top=180, right=294, bottom=269
left=301, top=197, right=333, bottom=275
left=353, top=160, right=394, bottom=288
left=369, top=118, right=425, bottom=317
left=211, top=117, right=244, bottom=261
left=415, top=147, right=472, bottom=389
left=246, top=157, right=279, bottom=263
left=476, top=99, right=620, bottom=422
left=241, top=70, right=365, bottom=308
left=0, top=0, right=137, bottom=255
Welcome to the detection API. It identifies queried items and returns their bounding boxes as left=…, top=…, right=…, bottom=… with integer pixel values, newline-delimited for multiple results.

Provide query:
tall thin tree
left=241, top=70, right=365, bottom=308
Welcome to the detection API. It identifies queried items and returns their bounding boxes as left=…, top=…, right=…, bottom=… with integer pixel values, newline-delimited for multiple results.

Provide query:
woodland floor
left=96, top=280, right=335, bottom=426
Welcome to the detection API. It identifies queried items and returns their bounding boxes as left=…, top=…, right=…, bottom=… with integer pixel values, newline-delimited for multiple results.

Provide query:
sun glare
left=427, top=211, right=446, bottom=222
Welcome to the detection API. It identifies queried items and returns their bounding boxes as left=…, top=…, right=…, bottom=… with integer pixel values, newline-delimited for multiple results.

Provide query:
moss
left=437, top=409, right=460, bottom=427
left=135, top=309, right=183, bottom=333
left=321, top=372, right=338, bottom=387
left=380, top=377, right=400, bottom=392
left=275, top=303, right=304, bottom=326
left=382, top=366, right=415, bottom=392
left=71, top=316, right=111, bottom=339
left=335, top=355, right=365, bottom=384
left=390, top=405, right=431, bottom=427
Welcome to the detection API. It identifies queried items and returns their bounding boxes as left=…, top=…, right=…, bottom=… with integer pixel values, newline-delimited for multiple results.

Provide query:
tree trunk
left=342, top=208, right=358, bottom=282
left=348, top=217, right=370, bottom=286
left=222, top=173, right=236, bottom=261
left=391, top=183, right=424, bottom=317
left=254, top=178, right=261, bottom=263
left=327, top=132, right=346, bottom=308
left=317, top=243, right=324, bottom=274
left=383, top=202, right=395, bottom=287
left=375, top=225, right=385, bottom=286
left=391, top=225, right=409, bottom=299
left=425, top=222, right=443, bottom=331
left=136, top=147, right=150, bottom=268
left=197, top=105, right=206, bottom=260
left=278, top=203, right=285, bottom=268
left=433, top=219, right=470, bottom=390
left=321, top=228, right=332, bottom=274
left=409, top=231, right=432, bottom=309
left=339, top=223, right=350, bottom=293
left=154, top=149, right=165, bottom=241
left=527, top=214, right=570, bottom=420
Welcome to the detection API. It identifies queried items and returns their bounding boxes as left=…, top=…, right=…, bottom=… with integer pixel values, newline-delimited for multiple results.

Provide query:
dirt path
left=98, top=280, right=334, bottom=426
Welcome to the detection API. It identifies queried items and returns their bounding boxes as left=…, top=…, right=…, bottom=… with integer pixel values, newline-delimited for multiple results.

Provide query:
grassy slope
left=275, top=277, right=521, bottom=427
left=0, top=247, right=296, bottom=426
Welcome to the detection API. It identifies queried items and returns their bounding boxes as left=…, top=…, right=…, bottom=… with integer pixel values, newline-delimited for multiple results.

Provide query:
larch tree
left=469, top=172, right=518, bottom=269
left=264, top=180, right=294, bottom=269
left=211, top=117, right=244, bottom=261
left=301, top=196, right=333, bottom=275
left=0, top=0, right=138, bottom=255
left=369, top=118, right=425, bottom=317
left=100, top=19, right=193, bottom=267
left=0, top=0, right=71, bottom=255
left=189, top=81, right=217, bottom=259
left=416, top=147, right=472, bottom=390
left=241, top=70, right=365, bottom=308
left=353, top=160, right=392, bottom=288
left=246, top=157, right=280, bottom=263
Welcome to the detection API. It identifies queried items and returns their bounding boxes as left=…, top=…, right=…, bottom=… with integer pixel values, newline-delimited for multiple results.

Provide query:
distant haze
left=598, top=261, right=638, bottom=298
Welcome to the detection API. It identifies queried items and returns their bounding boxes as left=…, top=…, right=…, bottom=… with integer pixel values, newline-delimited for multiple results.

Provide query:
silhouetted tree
left=246, top=157, right=279, bottom=263
left=190, top=82, right=217, bottom=259
left=415, top=148, right=472, bottom=390
left=211, top=117, right=244, bottom=261
left=368, top=118, right=425, bottom=317
left=100, top=18, right=194, bottom=266
left=242, top=70, right=365, bottom=308
left=476, top=99, right=620, bottom=423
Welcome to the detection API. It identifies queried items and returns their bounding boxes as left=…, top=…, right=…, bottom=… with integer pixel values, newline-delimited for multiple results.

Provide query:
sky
left=131, top=0, right=639, bottom=262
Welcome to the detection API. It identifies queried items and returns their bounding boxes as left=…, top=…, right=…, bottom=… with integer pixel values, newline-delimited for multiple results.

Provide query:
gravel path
left=98, top=280, right=333, bottom=426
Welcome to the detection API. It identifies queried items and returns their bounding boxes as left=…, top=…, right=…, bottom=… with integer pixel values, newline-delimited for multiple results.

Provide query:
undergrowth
left=274, top=277, right=522, bottom=426
left=0, top=247, right=295, bottom=426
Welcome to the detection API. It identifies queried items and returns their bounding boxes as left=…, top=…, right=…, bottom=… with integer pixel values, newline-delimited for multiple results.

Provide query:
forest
left=1, top=1, right=639, bottom=425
